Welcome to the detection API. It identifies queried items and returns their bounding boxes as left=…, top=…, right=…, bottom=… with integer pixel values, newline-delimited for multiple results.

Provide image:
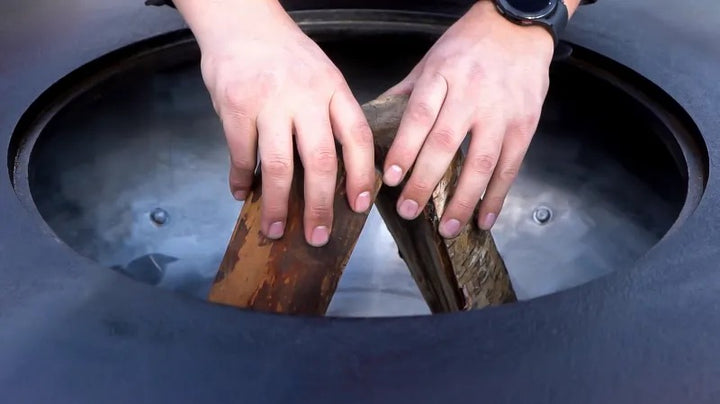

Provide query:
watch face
left=500, top=0, right=555, bottom=18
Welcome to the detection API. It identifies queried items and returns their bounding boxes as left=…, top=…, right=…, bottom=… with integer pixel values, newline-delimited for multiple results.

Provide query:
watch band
left=545, top=1, right=569, bottom=47
left=492, top=0, right=574, bottom=47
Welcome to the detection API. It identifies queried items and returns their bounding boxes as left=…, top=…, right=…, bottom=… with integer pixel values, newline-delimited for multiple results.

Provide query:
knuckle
left=350, top=120, right=374, bottom=146
left=310, top=148, right=338, bottom=175
left=229, top=177, right=251, bottom=190
left=262, top=202, right=288, bottom=219
left=410, top=178, right=434, bottom=195
left=230, top=181, right=249, bottom=190
left=307, top=201, right=332, bottom=221
left=231, top=157, right=256, bottom=172
left=429, top=127, right=458, bottom=151
left=497, top=166, right=520, bottom=183
left=407, top=101, right=436, bottom=126
left=452, top=197, right=478, bottom=213
left=523, top=111, right=541, bottom=130
left=349, top=166, right=375, bottom=187
left=513, top=112, right=541, bottom=137
left=262, top=194, right=285, bottom=210
left=389, top=146, right=417, bottom=166
left=262, top=156, right=293, bottom=177
left=467, top=153, right=498, bottom=175
left=221, top=85, right=249, bottom=113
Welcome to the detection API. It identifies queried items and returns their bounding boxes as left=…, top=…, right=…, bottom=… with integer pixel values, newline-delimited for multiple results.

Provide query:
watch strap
left=545, top=0, right=569, bottom=47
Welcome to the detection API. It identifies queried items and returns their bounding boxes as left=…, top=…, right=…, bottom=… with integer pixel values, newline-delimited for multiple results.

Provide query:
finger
left=383, top=71, right=448, bottom=187
left=382, top=79, right=415, bottom=97
left=330, top=86, right=375, bottom=213
left=438, top=118, right=505, bottom=238
left=221, top=108, right=258, bottom=201
left=397, top=86, right=474, bottom=221
left=294, top=107, right=337, bottom=247
left=477, top=124, right=534, bottom=230
left=257, top=108, right=294, bottom=240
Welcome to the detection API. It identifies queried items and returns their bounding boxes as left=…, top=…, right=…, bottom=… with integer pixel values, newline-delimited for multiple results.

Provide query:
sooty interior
left=27, top=33, right=687, bottom=316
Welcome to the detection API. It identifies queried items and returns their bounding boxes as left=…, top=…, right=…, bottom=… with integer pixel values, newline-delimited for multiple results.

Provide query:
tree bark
left=208, top=151, right=381, bottom=315
left=209, top=94, right=515, bottom=315
left=364, top=95, right=516, bottom=312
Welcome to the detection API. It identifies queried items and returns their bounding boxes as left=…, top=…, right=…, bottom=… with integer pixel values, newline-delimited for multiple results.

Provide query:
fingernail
left=480, top=213, right=497, bottom=230
left=355, top=191, right=371, bottom=213
left=398, top=199, right=419, bottom=220
left=441, top=219, right=461, bottom=238
left=267, top=221, right=285, bottom=239
left=233, top=190, right=247, bottom=201
left=384, top=165, right=403, bottom=186
left=310, top=226, right=330, bottom=247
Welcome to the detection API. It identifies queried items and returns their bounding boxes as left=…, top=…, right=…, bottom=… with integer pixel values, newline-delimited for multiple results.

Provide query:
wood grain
left=208, top=151, right=381, bottom=315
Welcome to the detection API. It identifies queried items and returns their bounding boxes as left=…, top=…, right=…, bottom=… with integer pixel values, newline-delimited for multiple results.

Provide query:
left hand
left=381, top=0, right=555, bottom=238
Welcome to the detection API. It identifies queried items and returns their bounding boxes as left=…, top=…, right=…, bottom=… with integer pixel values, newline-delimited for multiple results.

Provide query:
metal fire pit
left=15, top=25, right=704, bottom=317
left=4, top=2, right=720, bottom=403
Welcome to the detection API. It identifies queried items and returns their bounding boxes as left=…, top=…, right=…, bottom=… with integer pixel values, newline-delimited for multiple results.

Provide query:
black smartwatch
left=492, top=0, right=569, bottom=47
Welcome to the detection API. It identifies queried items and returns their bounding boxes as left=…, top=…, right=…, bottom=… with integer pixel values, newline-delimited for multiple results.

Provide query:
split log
left=365, top=95, right=516, bottom=312
left=209, top=94, right=515, bottom=315
left=208, top=151, right=381, bottom=315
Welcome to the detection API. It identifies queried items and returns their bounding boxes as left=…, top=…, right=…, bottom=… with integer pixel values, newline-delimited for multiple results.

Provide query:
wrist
left=478, top=0, right=578, bottom=50
left=465, top=1, right=556, bottom=51
left=173, top=0, right=291, bottom=51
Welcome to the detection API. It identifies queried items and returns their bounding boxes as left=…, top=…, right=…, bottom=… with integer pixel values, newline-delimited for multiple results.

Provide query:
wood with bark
left=363, top=95, right=516, bottom=312
left=208, top=151, right=381, bottom=315
left=209, top=94, right=515, bottom=315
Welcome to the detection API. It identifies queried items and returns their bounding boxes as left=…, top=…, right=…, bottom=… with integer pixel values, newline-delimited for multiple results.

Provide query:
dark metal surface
left=1, top=1, right=719, bottom=403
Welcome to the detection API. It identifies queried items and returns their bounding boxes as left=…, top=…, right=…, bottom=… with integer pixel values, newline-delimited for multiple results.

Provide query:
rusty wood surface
left=209, top=94, right=515, bottom=315
left=208, top=151, right=381, bottom=315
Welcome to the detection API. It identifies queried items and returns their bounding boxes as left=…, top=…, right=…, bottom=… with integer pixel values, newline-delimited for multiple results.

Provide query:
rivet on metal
left=150, top=208, right=169, bottom=226
left=532, top=206, right=552, bottom=225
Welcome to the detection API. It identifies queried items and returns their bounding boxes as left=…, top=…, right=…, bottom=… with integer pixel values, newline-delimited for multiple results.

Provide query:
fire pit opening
left=11, top=12, right=706, bottom=317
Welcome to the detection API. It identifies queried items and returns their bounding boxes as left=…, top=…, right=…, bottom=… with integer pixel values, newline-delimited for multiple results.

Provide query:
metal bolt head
left=533, top=206, right=552, bottom=225
left=150, top=208, right=169, bottom=226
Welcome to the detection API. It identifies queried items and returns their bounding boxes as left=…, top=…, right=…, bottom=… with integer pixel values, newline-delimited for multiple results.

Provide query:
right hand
left=177, top=0, right=376, bottom=247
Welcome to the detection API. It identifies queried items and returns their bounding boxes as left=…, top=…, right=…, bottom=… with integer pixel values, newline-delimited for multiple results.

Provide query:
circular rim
left=2, top=4, right=720, bottom=402
left=9, top=10, right=707, bottom=276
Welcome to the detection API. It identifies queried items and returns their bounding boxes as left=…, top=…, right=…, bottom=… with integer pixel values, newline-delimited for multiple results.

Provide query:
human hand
left=381, top=0, right=555, bottom=238
left=175, top=0, right=375, bottom=247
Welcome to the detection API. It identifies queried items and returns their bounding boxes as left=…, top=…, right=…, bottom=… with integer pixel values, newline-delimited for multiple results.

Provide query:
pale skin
left=173, top=0, right=582, bottom=246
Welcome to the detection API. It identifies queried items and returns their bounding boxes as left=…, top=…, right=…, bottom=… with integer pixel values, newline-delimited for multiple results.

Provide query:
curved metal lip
left=495, top=0, right=556, bottom=20
left=6, top=8, right=709, bottom=317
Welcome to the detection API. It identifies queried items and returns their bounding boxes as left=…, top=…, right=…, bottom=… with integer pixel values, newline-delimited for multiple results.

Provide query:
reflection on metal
left=532, top=206, right=553, bottom=225
left=110, top=253, right=176, bottom=286
left=21, top=30, right=696, bottom=317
